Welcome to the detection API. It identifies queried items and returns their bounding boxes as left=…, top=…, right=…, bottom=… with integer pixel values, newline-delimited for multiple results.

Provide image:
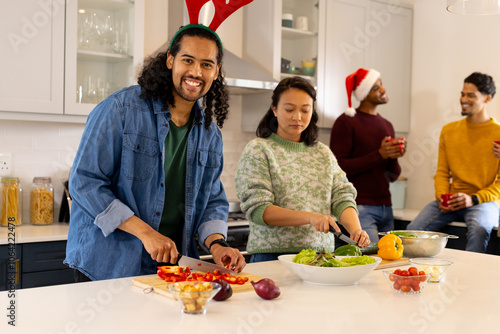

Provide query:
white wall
left=403, top=0, right=500, bottom=209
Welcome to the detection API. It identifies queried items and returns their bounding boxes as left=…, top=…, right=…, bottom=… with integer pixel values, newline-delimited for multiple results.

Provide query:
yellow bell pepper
left=377, top=234, right=404, bottom=260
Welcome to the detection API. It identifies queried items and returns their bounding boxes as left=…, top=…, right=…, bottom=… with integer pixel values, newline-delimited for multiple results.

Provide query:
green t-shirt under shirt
left=158, top=113, right=193, bottom=248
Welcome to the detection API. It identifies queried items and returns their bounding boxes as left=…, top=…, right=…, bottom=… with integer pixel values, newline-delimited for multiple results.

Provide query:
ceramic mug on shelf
left=282, top=13, right=293, bottom=28
left=295, top=16, right=308, bottom=31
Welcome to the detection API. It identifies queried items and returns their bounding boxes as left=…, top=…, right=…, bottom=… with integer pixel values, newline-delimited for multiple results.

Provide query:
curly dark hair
left=137, top=26, right=229, bottom=129
left=465, top=72, right=496, bottom=98
left=256, top=76, right=319, bottom=146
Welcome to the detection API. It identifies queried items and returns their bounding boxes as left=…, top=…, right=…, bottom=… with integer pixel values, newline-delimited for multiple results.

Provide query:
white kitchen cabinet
left=0, top=0, right=65, bottom=114
left=0, top=0, right=144, bottom=120
left=319, top=0, right=413, bottom=131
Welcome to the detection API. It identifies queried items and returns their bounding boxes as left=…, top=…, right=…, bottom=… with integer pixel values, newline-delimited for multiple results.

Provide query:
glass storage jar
left=0, top=177, right=23, bottom=226
left=30, top=177, right=54, bottom=225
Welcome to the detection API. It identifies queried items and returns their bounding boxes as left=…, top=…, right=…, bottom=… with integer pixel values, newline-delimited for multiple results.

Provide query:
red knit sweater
left=330, top=111, right=401, bottom=206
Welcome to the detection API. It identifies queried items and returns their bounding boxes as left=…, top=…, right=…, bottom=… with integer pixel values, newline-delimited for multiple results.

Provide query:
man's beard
left=174, top=76, right=208, bottom=102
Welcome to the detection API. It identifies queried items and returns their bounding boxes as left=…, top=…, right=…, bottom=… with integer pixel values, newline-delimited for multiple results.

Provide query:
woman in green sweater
left=235, top=77, right=371, bottom=263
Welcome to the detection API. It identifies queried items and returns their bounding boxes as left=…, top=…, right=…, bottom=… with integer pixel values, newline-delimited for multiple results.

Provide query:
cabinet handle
left=14, top=259, right=20, bottom=285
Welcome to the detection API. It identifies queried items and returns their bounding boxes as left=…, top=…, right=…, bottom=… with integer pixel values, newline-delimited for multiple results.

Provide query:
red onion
left=213, top=278, right=233, bottom=301
left=251, top=278, right=281, bottom=300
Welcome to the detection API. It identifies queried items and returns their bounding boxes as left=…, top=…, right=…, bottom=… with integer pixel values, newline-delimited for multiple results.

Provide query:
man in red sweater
left=330, top=68, right=406, bottom=242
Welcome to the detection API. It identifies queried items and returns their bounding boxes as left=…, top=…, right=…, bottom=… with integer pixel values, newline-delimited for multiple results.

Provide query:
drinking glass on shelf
left=113, top=18, right=130, bottom=55
left=96, top=77, right=107, bottom=103
left=90, top=12, right=104, bottom=51
left=78, top=11, right=92, bottom=50
left=83, top=74, right=97, bottom=104
left=106, top=82, right=116, bottom=97
left=113, top=30, right=122, bottom=54
left=121, top=31, right=129, bottom=55
left=102, top=14, right=115, bottom=52
left=76, top=84, right=83, bottom=103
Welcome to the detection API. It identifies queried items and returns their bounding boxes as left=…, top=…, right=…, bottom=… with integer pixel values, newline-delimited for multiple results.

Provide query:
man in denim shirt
left=65, top=26, right=246, bottom=281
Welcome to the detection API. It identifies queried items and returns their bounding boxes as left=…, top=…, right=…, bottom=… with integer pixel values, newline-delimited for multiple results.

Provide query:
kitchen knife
left=329, top=225, right=358, bottom=245
left=177, top=254, right=235, bottom=274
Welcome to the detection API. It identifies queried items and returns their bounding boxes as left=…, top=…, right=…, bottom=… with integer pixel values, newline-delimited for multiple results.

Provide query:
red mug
left=441, top=193, right=454, bottom=207
left=494, top=141, right=500, bottom=145
left=388, top=138, right=403, bottom=152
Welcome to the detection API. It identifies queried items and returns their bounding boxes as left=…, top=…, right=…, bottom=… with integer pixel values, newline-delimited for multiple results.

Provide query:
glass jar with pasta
left=1, top=177, right=23, bottom=226
left=30, top=177, right=54, bottom=225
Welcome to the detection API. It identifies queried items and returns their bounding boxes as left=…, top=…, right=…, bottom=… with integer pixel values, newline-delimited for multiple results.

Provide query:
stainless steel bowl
left=379, top=231, right=459, bottom=258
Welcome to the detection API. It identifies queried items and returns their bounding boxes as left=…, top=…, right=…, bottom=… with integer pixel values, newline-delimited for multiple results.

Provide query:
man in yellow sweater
left=408, top=72, right=500, bottom=253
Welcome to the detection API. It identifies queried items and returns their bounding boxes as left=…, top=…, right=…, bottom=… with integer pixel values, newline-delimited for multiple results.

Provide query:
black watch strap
left=471, top=195, right=480, bottom=206
left=209, top=238, right=230, bottom=252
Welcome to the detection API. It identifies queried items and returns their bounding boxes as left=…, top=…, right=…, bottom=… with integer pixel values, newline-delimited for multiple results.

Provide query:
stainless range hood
left=223, top=50, right=278, bottom=94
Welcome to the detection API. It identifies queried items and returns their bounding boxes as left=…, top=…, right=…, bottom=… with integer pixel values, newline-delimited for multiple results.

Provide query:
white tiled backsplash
left=0, top=96, right=256, bottom=222
left=0, top=120, right=84, bottom=223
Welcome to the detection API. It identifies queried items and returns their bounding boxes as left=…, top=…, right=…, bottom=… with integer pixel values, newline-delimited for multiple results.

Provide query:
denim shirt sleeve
left=69, top=97, right=134, bottom=236
left=95, top=199, right=135, bottom=236
left=197, top=219, right=228, bottom=252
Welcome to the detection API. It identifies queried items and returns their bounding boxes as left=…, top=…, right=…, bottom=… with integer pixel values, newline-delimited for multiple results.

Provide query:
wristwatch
left=471, top=195, right=480, bottom=206
left=209, top=238, right=230, bottom=252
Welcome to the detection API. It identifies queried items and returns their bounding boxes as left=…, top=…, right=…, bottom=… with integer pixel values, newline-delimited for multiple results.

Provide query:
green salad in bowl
left=279, top=249, right=381, bottom=285
left=292, top=249, right=376, bottom=267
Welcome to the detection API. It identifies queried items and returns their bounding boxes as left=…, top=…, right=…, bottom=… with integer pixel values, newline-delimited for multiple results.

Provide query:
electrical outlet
left=0, top=153, right=12, bottom=176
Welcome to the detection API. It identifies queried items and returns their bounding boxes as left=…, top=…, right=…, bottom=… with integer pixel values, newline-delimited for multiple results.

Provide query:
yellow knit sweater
left=435, top=118, right=500, bottom=204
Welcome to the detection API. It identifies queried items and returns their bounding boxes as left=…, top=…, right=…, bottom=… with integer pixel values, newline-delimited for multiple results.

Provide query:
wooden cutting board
left=374, top=257, right=410, bottom=270
left=132, top=272, right=266, bottom=299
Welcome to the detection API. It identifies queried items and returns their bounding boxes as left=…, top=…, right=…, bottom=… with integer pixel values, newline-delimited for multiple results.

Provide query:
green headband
left=169, top=24, right=223, bottom=53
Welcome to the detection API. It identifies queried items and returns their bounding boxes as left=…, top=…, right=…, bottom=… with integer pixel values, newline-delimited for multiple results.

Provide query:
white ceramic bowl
left=278, top=254, right=382, bottom=285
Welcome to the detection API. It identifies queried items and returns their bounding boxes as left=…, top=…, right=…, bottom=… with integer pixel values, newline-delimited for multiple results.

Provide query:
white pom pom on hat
left=345, top=68, right=380, bottom=117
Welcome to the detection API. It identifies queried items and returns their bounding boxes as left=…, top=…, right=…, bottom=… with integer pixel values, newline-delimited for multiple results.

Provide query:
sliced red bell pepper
left=157, top=266, right=249, bottom=285
left=157, top=266, right=192, bottom=282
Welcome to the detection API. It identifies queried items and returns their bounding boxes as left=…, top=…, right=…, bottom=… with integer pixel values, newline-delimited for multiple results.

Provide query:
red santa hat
left=345, top=68, right=380, bottom=117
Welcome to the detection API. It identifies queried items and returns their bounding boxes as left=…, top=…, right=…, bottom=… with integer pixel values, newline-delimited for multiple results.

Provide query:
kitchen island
left=1, top=248, right=499, bottom=333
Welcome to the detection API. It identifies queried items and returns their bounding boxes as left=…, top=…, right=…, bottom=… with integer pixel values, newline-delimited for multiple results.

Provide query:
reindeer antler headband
left=170, top=0, right=253, bottom=52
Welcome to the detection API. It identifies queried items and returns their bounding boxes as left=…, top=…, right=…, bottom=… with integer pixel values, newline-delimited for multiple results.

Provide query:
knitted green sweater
left=235, top=133, right=357, bottom=254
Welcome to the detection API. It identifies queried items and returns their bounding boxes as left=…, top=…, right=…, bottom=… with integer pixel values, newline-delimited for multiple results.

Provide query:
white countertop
left=2, top=248, right=499, bottom=333
left=0, top=223, right=69, bottom=245
left=393, top=208, right=421, bottom=221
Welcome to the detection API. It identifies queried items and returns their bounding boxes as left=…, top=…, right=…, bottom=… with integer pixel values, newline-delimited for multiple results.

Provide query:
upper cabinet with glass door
left=65, top=0, right=144, bottom=116
left=243, top=0, right=320, bottom=83
left=280, top=0, right=319, bottom=84
left=241, top=0, right=322, bottom=131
